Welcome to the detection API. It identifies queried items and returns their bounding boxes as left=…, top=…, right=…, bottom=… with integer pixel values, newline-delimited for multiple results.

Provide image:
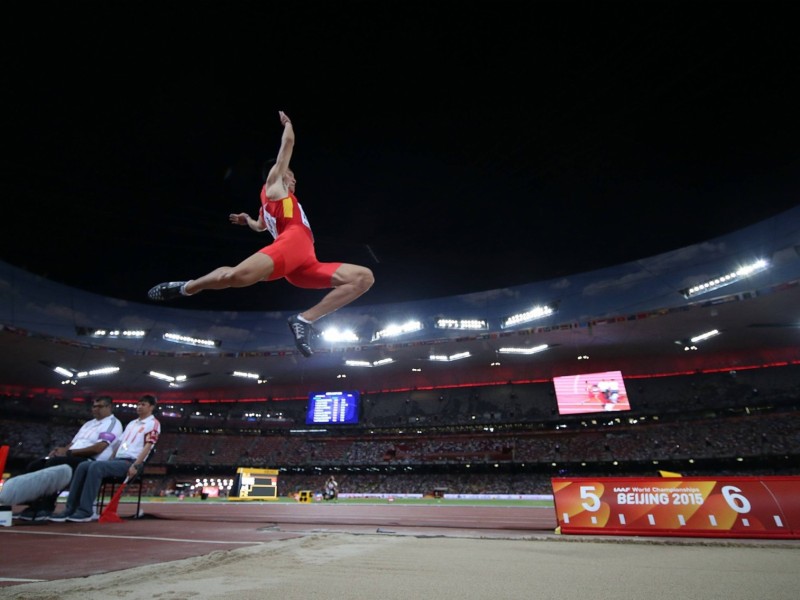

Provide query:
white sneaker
left=65, top=514, right=93, bottom=523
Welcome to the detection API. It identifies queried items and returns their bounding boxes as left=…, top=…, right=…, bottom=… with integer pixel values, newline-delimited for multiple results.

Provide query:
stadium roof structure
left=2, top=205, right=799, bottom=403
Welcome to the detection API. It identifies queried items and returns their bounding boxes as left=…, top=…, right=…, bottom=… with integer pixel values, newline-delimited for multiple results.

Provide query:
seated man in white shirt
left=49, top=394, right=161, bottom=523
left=16, top=395, right=122, bottom=521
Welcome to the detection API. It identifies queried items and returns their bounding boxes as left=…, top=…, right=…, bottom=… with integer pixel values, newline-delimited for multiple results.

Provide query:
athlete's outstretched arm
left=265, top=111, right=294, bottom=191
left=229, top=211, right=266, bottom=233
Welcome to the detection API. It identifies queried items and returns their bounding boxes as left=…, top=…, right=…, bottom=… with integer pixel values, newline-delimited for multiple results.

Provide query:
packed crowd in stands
left=1, top=365, right=798, bottom=497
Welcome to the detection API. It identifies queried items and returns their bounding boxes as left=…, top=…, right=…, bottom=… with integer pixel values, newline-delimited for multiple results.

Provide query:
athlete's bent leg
left=300, top=263, right=374, bottom=322
left=287, top=263, right=374, bottom=357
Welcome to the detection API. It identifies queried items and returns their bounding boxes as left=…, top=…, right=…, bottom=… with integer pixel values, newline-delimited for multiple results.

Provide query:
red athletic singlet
left=257, top=188, right=340, bottom=289
left=259, top=189, right=313, bottom=241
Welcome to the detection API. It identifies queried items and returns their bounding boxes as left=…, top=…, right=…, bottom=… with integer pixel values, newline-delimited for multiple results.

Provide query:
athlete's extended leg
left=148, top=252, right=275, bottom=301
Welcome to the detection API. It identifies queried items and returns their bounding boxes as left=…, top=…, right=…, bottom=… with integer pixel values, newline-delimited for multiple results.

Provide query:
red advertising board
left=551, top=476, right=800, bottom=539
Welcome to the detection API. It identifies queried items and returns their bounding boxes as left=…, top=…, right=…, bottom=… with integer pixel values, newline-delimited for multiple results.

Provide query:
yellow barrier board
left=228, top=467, right=279, bottom=501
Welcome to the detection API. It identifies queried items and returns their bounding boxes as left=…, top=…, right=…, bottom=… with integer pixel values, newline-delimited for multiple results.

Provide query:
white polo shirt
left=115, top=415, right=161, bottom=461
left=70, top=414, right=124, bottom=461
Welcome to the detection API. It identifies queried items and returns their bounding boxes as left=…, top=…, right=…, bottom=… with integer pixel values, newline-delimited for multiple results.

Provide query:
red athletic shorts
left=259, top=226, right=341, bottom=289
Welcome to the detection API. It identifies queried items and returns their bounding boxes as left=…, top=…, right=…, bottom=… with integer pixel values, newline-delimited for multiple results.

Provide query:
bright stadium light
left=680, top=259, right=769, bottom=299
left=501, top=304, right=557, bottom=329
left=497, top=344, right=549, bottom=355
left=321, top=327, right=359, bottom=343
left=163, top=332, right=220, bottom=348
left=371, top=320, right=422, bottom=341
left=231, top=371, right=260, bottom=379
left=434, top=318, right=489, bottom=331
left=76, top=327, right=147, bottom=338
left=429, top=351, right=471, bottom=362
left=690, top=329, right=720, bottom=343
left=75, top=366, right=120, bottom=378
left=148, top=371, right=188, bottom=384
left=344, top=358, right=394, bottom=367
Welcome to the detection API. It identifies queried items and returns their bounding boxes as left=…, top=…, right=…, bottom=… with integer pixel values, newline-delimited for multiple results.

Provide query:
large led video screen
left=305, top=390, right=360, bottom=425
left=552, top=370, right=631, bottom=415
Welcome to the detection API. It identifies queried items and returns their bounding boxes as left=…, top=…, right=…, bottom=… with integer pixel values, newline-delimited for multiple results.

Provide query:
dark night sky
left=2, top=1, right=798, bottom=312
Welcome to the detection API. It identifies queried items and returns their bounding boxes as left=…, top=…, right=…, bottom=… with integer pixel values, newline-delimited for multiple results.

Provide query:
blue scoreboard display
left=305, top=390, right=360, bottom=425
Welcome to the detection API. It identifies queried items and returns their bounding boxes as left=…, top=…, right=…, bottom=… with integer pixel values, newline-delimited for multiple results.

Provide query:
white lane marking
left=0, top=529, right=264, bottom=545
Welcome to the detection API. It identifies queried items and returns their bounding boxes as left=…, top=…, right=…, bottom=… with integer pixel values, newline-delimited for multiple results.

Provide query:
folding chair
left=96, top=446, right=155, bottom=519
